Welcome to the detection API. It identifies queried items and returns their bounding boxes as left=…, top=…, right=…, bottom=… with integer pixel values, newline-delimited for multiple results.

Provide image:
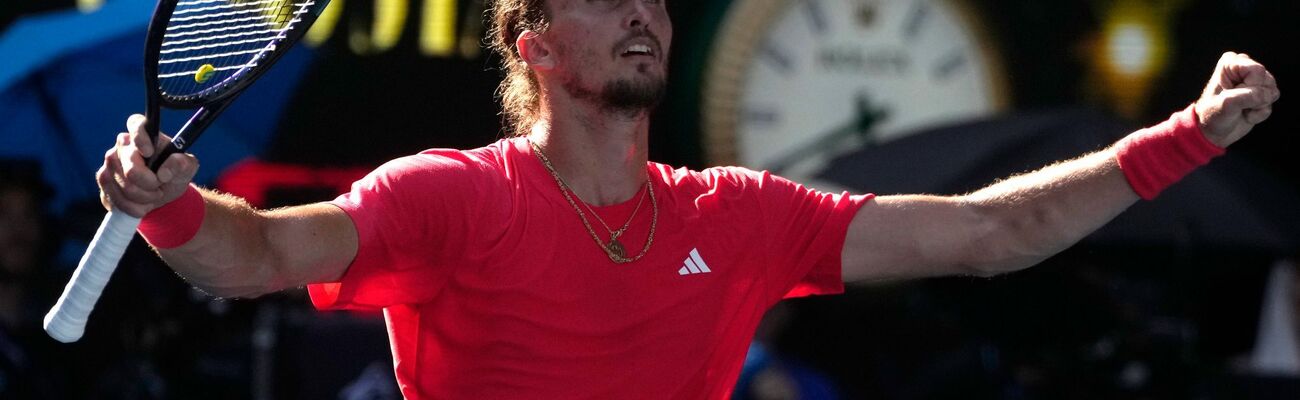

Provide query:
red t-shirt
left=308, top=138, right=871, bottom=399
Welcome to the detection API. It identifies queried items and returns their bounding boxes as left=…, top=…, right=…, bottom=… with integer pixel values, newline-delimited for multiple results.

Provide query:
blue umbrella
left=0, top=0, right=319, bottom=214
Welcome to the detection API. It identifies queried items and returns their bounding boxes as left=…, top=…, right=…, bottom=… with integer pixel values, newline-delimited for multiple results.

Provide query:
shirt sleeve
left=308, top=149, right=498, bottom=310
left=736, top=169, right=872, bottom=301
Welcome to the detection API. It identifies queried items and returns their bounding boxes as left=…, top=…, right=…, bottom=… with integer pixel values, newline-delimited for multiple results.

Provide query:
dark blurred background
left=1, top=0, right=1297, bottom=398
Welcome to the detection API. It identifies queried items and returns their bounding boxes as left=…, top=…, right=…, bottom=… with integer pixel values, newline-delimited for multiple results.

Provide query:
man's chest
left=437, top=198, right=772, bottom=342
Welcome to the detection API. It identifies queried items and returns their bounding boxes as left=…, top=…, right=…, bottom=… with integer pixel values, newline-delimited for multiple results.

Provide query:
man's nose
left=625, top=1, right=653, bottom=29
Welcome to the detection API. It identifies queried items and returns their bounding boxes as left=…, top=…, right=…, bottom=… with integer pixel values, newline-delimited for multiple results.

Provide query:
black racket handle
left=147, top=131, right=192, bottom=172
left=145, top=99, right=234, bottom=171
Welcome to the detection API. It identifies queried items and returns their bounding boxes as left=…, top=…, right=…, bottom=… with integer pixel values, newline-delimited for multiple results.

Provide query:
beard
left=562, top=68, right=667, bottom=116
left=601, top=72, right=666, bottom=113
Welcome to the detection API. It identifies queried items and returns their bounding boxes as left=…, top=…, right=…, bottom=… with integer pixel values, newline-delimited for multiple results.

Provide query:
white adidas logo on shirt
left=678, top=248, right=712, bottom=276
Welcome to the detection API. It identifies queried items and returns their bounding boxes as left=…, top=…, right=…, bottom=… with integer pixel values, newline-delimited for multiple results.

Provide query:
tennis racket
left=44, top=0, right=332, bottom=343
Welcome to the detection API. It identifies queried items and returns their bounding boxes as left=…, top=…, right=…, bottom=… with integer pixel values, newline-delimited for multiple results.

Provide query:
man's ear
left=516, top=30, right=555, bottom=70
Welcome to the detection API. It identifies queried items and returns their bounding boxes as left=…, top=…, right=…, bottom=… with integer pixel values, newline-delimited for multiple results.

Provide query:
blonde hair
left=486, top=0, right=549, bottom=136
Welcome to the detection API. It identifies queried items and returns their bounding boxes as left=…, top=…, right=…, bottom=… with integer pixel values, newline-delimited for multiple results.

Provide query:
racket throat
left=148, top=101, right=231, bottom=171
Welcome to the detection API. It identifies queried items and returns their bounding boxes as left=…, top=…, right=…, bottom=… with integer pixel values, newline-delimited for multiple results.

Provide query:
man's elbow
left=963, top=243, right=1052, bottom=278
left=191, top=281, right=279, bottom=299
left=191, top=257, right=292, bottom=299
left=959, top=200, right=1057, bottom=277
left=965, top=258, right=1041, bottom=278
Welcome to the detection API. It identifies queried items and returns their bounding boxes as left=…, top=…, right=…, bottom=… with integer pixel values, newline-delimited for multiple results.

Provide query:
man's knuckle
left=122, top=186, right=143, bottom=200
left=123, top=168, right=146, bottom=184
left=126, top=187, right=158, bottom=202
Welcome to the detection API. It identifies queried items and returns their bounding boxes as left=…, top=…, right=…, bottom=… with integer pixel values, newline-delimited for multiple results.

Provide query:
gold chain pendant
left=607, top=240, right=627, bottom=259
left=531, top=141, right=658, bottom=264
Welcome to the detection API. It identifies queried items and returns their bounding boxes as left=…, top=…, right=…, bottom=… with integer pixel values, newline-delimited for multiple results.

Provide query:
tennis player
left=98, top=0, right=1279, bottom=398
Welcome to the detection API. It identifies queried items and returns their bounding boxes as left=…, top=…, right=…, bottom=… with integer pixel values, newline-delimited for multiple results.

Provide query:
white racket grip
left=44, top=210, right=142, bottom=343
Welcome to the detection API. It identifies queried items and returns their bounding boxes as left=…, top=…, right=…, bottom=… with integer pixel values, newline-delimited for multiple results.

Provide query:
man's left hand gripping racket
left=44, top=0, right=332, bottom=343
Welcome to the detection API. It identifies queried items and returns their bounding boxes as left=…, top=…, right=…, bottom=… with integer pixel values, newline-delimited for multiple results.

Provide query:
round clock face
left=703, top=0, right=1009, bottom=185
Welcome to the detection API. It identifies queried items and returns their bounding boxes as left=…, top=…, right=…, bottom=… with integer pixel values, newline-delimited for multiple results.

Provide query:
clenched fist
left=1195, top=51, right=1281, bottom=147
left=98, top=114, right=200, bottom=218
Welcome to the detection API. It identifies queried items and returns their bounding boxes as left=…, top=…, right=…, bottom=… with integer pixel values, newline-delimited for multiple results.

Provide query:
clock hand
left=765, top=91, right=890, bottom=174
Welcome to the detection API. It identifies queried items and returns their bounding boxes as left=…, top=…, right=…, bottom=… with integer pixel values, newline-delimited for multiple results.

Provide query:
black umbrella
left=816, top=108, right=1300, bottom=254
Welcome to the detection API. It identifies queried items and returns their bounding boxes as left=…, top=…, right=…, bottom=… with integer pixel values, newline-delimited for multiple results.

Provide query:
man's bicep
left=263, top=202, right=359, bottom=287
left=841, top=194, right=987, bottom=283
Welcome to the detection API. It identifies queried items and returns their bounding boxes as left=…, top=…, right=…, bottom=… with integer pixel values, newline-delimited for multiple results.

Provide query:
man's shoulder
left=657, top=164, right=771, bottom=192
left=365, top=139, right=513, bottom=187
left=410, top=139, right=510, bottom=167
left=393, top=139, right=510, bottom=170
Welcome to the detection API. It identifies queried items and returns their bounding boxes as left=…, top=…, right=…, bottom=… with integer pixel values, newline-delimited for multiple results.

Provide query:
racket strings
left=172, top=0, right=290, bottom=16
left=177, top=0, right=245, bottom=6
left=161, top=35, right=286, bottom=55
left=157, top=0, right=318, bottom=98
left=164, top=28, right=280, bottom=46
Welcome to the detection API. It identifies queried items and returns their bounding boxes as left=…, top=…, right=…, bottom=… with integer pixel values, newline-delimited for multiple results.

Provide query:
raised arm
left=841, top=52, right=1280, bottom=283
left=100, top=114, right=356, bottom=298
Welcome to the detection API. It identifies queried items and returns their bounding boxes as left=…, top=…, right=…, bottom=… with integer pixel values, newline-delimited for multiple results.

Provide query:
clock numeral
left=758, top=43, right=795, bottom=75
left=802, top=0, right=829, bottom=35
left=819, top=46, right=910, bottom=76
left=933, top=49, right=968, bottom=81
left=903, top=0, right=932, bottom=42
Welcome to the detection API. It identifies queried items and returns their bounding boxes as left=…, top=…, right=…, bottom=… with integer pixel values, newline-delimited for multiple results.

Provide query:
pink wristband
left=1115, top=105, right=1225, bottom=200
left=139, top=184, right=206, bottom=249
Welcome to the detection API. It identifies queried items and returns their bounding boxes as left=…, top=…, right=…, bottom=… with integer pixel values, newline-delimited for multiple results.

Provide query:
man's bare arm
left=841, top=52, right=1280, bottom=283
left=157, top=194, right=356, bottom=298
left=99, top=115, right=356, bottom=298
left=842, top=149, right=1131, bottom=282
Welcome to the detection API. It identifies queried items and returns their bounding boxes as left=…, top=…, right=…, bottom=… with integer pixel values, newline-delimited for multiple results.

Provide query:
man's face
left=541, top=0, right=672, bottom=113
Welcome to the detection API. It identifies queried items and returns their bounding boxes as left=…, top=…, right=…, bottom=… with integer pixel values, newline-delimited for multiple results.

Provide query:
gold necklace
left=531, top=142, right=657, bottom=263
left=574, top=180, right=649, bottom=257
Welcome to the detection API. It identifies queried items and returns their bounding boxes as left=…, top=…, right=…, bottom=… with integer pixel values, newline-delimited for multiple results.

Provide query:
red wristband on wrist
left=1115, top=105, right=1224, bottom=200
left=139, top=184, right=206, bottom=249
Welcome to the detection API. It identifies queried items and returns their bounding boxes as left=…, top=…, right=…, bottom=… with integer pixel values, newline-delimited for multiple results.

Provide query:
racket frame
left=45, top=0, right=331, bottom=343
left=146, top=0, right=327, bottom=169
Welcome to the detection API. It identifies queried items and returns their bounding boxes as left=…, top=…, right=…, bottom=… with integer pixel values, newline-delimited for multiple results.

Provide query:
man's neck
left=528, top=96, right=651, bottom=206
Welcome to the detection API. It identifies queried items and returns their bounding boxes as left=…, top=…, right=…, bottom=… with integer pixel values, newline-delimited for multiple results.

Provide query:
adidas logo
left=677, top=248, right=712, bottom=276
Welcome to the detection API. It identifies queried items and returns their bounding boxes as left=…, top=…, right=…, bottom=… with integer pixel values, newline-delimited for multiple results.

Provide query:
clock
left=701, top=0, right=1010, bottom=187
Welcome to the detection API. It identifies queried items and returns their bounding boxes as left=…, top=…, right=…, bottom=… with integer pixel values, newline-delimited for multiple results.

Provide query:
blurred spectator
left=0, top=160, right=63, bottom=398
left=1246, top=260, right=1299, bottom=375
left=735, top=303, right=842, bottom=400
